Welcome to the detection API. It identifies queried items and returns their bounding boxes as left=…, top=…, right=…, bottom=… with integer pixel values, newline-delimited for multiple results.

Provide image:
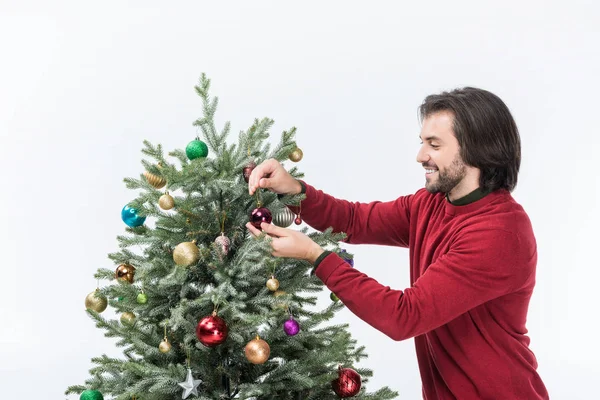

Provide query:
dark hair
left=418, top=87, right=521, bottom=192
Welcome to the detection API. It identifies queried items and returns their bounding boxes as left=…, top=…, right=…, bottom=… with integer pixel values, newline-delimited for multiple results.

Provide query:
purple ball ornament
left=339, top=249, right=354, bottom=268
left=250, top=207, right=273, bottom=229
left=283, top=316, right=300, bottom=336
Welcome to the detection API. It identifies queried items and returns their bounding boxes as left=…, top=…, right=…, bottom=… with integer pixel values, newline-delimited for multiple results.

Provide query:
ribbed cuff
left=311, top=250, right=333, bottom=275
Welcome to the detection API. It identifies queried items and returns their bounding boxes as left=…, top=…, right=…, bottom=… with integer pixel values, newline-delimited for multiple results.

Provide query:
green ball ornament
left=80, top=389, right=104, bottom=400
left=186, top=139, right=209, bottom=160
left=330, top=292, right=340, bottom=302
left=136, top=293, right=148, bottom=304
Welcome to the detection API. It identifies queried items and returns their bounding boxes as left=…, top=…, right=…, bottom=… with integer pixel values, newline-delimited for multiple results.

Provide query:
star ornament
left=178, top=368, right=202, bottom=399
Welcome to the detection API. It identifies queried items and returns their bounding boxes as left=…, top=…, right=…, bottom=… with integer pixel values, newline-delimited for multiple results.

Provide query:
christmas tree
left=66, top=74, right=398, bottom=400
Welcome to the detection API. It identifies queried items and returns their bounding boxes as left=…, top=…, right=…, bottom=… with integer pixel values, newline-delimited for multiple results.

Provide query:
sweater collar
left=445, top=186, right=490, bottom=206
left=444, top=187, right=507, bottom=215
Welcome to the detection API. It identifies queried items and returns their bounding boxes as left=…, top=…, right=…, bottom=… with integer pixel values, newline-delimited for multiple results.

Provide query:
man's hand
left=248, top=158, right=302, bottom=196
left=246, top=222, right=324, bottom=264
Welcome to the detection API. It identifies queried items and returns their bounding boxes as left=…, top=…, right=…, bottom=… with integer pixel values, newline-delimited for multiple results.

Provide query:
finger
left=258, top=177, right=271, bottom=189
left=245, top=222, right=262, bottom=237
left=261, top=222, right=287, bottom=237
left=249, top=161, right=274, bottom=195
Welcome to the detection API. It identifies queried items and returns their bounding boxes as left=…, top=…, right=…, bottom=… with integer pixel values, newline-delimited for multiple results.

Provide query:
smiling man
left=246, top=87, right=549, bottom=400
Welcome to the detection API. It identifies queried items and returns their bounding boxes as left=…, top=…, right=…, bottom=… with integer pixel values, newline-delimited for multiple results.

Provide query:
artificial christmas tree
left=67, top=73, right=398, bottom=399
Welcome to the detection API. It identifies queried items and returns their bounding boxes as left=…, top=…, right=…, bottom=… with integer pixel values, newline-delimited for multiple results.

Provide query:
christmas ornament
left=85, top=289, right=107, bottom=313
left=272, top=290, right=288, bottom=310
left=159, top=192, right=175, bottom=210
left=294, top=202, right=303, bottom=225
left=330, top=292, right=340, bottom=302
left=136, top=292, right=148, bottom=304
left=339, top=249, right=354, bottom=267
left=243, top=161, right=256, bottom=183
left=178, top=368, right=202, bottom=399
left=115, top=264, right=136, bottom=283
left=80, top=389, right=104, bottom=400
left=331, top=366, right=362, bottom=398
left=272, top=207, right=295, bottom=228
left=173, top=240, right=200, bottom=267
left=288, top=147, right=303, bottom=162
left=143, top=171, right=166, bottom=189
left=244, top=335, right=270, bottom=364
left=120, top=312, right=136, bottom=326
left=283, top=316, right=300, bottom=336
left=266, top=276, right=280, bottom=291
left=214, top=232, right=230, bottom=258
left=159, top=337, right=172, bottom=353
left=196, top=311, right=228, bottom=347
left=186, top=139, right=209, bottom=160
left=121, top=204, right=146, bottom=227
left=250, top=207, right=272, bottom=229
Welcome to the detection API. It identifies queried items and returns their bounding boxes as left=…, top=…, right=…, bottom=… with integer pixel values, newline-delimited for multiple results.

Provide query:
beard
left=424, top=155, right=467, bottom=194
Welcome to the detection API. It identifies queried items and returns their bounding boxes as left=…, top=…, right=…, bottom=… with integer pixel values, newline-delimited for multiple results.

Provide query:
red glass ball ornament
left=294, top=216, right=302, bottom=225
left=243, top=161, right=256, bottom=183
left=331, top=367, right=362, bottom=398
left=250, top=207, right=272, bottom=229
left=196, top=313, right=228, bottom=347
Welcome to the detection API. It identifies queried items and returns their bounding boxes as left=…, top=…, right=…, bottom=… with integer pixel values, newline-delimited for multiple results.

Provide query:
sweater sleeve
left=288, top=181, right=413, bottom=247
left=315, top=228, right=535, bottom=341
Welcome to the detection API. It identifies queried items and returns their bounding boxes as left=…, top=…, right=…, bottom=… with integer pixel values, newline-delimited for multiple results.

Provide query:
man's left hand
left=246, top=222, right=324, bottom=264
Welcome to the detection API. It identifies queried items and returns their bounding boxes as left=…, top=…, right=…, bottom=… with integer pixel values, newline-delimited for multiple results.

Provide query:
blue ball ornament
left=121, top=204, right=146, bottom=227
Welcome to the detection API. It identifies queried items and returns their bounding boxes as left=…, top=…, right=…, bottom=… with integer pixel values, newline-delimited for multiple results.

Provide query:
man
left=246, top=87, right=549, bottom=399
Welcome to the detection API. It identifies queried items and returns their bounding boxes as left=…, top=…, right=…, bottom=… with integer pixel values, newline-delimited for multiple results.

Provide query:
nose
left=416, top=145, right=429, bottom=164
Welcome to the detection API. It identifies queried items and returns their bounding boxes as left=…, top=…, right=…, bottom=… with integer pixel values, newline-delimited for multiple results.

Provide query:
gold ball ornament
left=115, top=264, right=136, bottom=284
left=144, top=171, right=166, bottom=189
left=120, top=312, right=136, bottom=326
left=272, top=290, right=288, bottom=310
left=158, top=192, right=175, bottom=210
left=288, top=147, right=303, bottom=162
left=244, top=335, right=271, bottom=364
left=173, top=241, right=200, bottom=266
left=266, top=276, right=280, bottom=291
left=159, top=337, right=172, bottom=353
left=85, top=289, right=108, bottom=313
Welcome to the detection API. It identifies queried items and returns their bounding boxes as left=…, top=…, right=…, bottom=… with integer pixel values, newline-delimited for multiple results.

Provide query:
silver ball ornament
left=272, top=208, right=296, bottom=228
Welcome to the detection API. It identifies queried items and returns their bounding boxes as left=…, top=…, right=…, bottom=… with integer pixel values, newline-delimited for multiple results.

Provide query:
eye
left=430, top=144, right=440, bottom=149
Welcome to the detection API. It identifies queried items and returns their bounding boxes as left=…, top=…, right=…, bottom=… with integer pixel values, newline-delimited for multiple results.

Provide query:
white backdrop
left=1, top=1, right=598, bottom=398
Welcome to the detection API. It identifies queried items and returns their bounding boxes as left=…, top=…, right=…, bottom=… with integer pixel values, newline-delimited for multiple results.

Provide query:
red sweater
left=297, top=182, right=548, bottom=400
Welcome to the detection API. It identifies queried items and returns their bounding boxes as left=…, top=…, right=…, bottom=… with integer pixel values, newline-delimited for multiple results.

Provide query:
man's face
left=417, top=111, right=467, bottom=194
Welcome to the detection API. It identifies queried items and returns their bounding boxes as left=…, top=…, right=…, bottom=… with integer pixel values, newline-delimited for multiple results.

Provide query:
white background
left=1, top=1, right=598, bottom=398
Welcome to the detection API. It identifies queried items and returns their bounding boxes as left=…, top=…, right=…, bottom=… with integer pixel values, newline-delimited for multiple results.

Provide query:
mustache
left=422, top=163, right=437, bottom=169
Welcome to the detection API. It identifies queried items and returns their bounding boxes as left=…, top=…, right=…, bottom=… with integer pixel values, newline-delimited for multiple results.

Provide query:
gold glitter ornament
left=244, top=335, right=270, bottom=364
left=144, top=171, right=166, bottom=189
left=173, top=240, right=200, bottom=266
left=288, top=147, right=303, bottom=162
left=85, top=289, right=108, bottom=313
left=120, top=312, right=136, bottom=326
left=266, top=276, right=280, bottom=291
left=159, top=337, right=172, bottom=353
left=158, top=192, right=175, bottom=210
left=272, top=290, right=288, bottom=310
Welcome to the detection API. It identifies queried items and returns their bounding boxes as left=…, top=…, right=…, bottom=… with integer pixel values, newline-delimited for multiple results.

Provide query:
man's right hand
left=248, top=158, right=302, bottom=196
